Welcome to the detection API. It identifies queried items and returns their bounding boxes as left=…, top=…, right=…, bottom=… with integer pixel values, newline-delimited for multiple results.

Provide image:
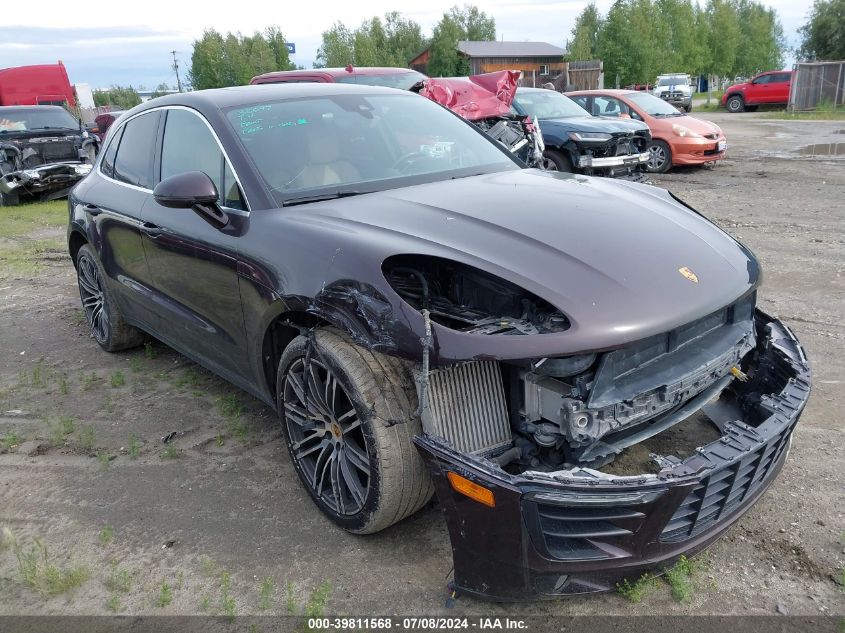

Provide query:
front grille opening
left=597, top=409, right=722, bottom=476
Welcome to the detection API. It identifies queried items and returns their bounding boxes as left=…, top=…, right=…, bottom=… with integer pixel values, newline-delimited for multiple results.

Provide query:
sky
left=0, top=0, right=810, bottom=89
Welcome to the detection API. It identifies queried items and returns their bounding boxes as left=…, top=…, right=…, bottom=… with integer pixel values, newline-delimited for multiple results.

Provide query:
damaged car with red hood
left=68, top=83, right=811, bottom=601
left=416, top=71, right=651, bottom=179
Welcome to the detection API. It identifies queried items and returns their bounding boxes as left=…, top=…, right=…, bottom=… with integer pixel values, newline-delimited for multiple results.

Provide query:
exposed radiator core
left=425, top=361, right=512, bottom=456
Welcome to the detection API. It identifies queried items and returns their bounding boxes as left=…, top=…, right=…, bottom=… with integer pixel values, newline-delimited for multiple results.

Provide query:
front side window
left=160, top=109, right=245, bottom=210
left=225, top=93, right=518, bottom=204
left=113, top=111, right=159, bottom=188
left=753, top=74, right=771, bottom=85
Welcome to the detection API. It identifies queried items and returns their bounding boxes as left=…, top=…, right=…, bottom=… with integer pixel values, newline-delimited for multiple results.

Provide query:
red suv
left=250, top=66, right=427, bottom=90
left=721, top=71, right=793, bottom=113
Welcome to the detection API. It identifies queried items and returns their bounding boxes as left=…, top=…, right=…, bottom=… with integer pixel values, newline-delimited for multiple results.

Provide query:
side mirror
left=153, top=171, right=228, bottom=227
left=153, top=171, right=219, bottom=208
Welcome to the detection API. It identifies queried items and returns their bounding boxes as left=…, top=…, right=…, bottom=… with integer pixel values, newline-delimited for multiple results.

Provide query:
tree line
left=96, top=0, right=844, bottom=105
left=569, top=0, right=785, bottom=86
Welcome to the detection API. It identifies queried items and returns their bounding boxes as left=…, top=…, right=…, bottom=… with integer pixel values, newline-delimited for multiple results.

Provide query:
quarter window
left=99, top=124, right=124, bottom=179
left=160, top=109, right=245, bottom=210
left=113, top=111, right=159, bottom=188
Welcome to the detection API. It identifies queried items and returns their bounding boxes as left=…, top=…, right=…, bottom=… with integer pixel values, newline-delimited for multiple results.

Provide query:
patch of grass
left=200, top=595, right=211, bottom=611
left=259, top=576, right=274, bottom=610
left=31, top=363, right=44, bottom=388
left=82, top=372, right=100, bottom=391
left=616, top=573, right=660, bottom=603
left=0, top=202, right=67, bottom=277
left=762, top=101, right=845, bottom=120
left=78, top=425, right=96, bottom=452
left=200, top=555, right=217, bottom=577
left=216, top=434, right=225, bottom=447
left=220, top=571, right=236, bottom=620
left=58, top=375, right=69, bottom=395
left=174, top=367, right=200, bottom=388
left=105, top=594, right=121, bottom=612
left=99, top=526, right=114, bottom=546
left=161, top=444, right=181, bottom=459
left=156, top=580, right=173, bottom=607
left=11, top=536, right=89, bottom=595
left=217, top=395, right=249, bottom=442
left=286, top=581, right=296, bottom=615
left=144, top=341, right=157, bottom=359
left=97, top=451, right=112, bottom=470
left=105, top=562, right=131, bottom=593
left=2, top=431, right=24, bottom=451
left=129, top=357, right=143, bottom=373
left=664, top=554, right=710, bottom=603
left=176, top=570, right=185, bottom=590
left=303, top=581, right=332, bottom=620
left=60, top=415, right=76, bottom=436
left=128, top=435, right=141, bottom=459
left=110, top=371, right=125, bottom=388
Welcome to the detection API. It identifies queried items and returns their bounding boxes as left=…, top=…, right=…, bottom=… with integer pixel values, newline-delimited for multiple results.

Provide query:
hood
left=538, top=115, right=648, bottom=134
left=419, top=71, right=520, bottom=121
left=676, top=115, right=722, bottom=135
left=283, top=169, right=759, bottom=357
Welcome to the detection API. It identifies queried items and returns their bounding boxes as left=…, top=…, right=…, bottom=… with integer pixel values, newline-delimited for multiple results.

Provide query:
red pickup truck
left=721, top=70, right=793, bottom=113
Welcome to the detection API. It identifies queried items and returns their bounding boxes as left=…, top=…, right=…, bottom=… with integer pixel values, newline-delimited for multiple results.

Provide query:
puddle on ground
left=796, top=142, right=845, bottom=156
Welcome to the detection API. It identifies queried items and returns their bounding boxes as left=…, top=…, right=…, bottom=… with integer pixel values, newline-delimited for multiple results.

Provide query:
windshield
left=657, top=76, right=689, bottom=86
left=513, top=90, right=590, bottom=119
left=334, top=71, right=427, bottom=90
left=226, top=93, right=519, bottom=204
left=627, top=92, right=685, bottom=117
left=0, top=107, right=79, bottom=132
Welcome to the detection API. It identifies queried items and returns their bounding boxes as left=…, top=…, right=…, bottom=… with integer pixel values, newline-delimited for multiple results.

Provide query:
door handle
left=84, top=203, right=103, bottom=216
left=140, top=222, right=163, bottom=237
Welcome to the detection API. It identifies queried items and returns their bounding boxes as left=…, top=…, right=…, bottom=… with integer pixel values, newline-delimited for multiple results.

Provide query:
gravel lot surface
left=0, top=110, right=843, bottom=618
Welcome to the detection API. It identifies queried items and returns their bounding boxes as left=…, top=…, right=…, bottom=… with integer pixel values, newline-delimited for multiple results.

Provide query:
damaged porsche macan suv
left=68, top=84, right=810, bottom=601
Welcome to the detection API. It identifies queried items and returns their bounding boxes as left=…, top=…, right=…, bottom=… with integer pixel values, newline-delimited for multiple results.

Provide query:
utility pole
left=171, top=51, right=183, bottom=92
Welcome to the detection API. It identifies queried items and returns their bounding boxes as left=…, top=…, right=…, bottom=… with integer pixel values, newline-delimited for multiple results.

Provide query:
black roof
left=131, top=83, right=413, bottom=117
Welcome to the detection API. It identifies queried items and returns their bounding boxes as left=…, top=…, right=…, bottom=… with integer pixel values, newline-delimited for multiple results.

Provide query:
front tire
left=277, top=328, right=433, bottom=534
left=540, top=149, right=573, bottom=172
left=726, top=95, right=745, bottom=113
left=646, top=140, right=672, bottom=173
left=75, top=244, right=146, bottom=352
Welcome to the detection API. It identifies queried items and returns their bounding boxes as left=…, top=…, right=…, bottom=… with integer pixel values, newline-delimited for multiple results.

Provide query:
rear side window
left=99, top=125, right=124, bottom=179
left=113, top=111, right=159, bottom=188
left=160, top=109, right=245, bottom=210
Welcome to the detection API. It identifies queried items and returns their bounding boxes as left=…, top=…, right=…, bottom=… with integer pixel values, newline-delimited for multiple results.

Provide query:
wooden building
left=411, top=41, right=568, bottom=83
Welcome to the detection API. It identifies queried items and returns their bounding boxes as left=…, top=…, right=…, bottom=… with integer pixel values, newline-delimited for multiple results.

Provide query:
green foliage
left=304, top=581, right=332, bottom=619
left=616, top=573, right=659, bottom=602
left=99, top=526, right=114, bottom=546
left=259, top=576, right=274, bottom=610
left=110, top=371, right=125, bottom=388
left=190, top=26, right=295, bottom=90
left=12, top=536, right=89, bottom=595
left=156, top=580, right=173, bottom=607
left=664, top=554, right=710, bottom=602
left=316, top=12, right=426, bottom=69
left=798, top=0, right=845, bottom=60
left=78, top=425, right=96, bottom=452
left=105, top=562, right=131, bottom=593
left=568, top=3, right=603, bottom=60
left=427, top=5, right=495, bottom=77
left=128, top=435, right=141, bottom=459
left=93, top=86, right=142, bottom=109
left=573, top=0, right=785, bottom=86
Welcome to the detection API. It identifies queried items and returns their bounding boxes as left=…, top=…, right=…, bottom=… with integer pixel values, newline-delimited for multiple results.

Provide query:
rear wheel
left=540, top=149, right=573, bottom=172
left=726, top=95, right=745, bottom=113
left=75, top=244, right=146, bottom=352
left=684, top=104, right=692, bottom=113
left=646, top=140, right=672, bottom=173
left=277, top=328, right=433, bottom=534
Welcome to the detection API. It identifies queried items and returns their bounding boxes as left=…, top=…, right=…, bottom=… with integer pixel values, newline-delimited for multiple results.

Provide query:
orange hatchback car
left=567, top=89, right=726, bottom=173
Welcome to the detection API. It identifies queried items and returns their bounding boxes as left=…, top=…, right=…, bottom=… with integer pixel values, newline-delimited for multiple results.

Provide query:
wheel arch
left=68, top=229, right=88, bottom=268
left=260, top=309, right=328, bottom=399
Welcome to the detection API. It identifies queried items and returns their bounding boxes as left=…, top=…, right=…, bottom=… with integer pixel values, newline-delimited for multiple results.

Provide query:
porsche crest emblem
left=678, top=266, right=699, bottom=283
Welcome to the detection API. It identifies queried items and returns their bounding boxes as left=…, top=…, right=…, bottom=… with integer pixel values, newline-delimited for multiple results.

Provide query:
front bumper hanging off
left=413, top=312, right=810, bottom=601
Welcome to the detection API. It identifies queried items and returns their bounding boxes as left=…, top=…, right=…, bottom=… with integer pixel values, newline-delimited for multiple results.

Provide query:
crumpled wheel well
left=261, top=310, right=327, bottom=398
